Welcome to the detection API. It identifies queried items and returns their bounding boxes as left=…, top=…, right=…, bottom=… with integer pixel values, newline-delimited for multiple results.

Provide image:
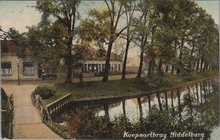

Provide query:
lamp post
left=16, top=58, right=20, bottom=85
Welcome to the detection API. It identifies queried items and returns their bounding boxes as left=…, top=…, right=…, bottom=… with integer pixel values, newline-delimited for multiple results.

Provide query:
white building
left=82, top=52, right=122, bottom=75
left=1, top=40, right=39, bottom=80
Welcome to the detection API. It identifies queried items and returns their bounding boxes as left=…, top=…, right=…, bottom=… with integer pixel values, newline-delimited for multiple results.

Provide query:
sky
left=0, top=1, right=105, bottom=32
left=196, top=0, right=219, bottom=24
left=0, top=1, right=40, bottom=32
left=0, top=0, right=219, bottom=33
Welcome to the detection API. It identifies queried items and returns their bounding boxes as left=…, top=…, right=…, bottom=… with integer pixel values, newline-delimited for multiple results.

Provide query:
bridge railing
left=33, top=93, right=72, bottom=122
left=46, top=93, right=72, bottom=116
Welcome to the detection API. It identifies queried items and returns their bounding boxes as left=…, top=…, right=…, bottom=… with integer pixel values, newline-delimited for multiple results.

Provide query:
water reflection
left=94, top=79, right=216, bottom=123
left=54, top=78, right=219, bottom=139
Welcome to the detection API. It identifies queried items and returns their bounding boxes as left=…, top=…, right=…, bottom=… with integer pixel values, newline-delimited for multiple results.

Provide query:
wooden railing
left=46, top=93, right=72, bottom=116
left=33, top=93, right=72, bottom=122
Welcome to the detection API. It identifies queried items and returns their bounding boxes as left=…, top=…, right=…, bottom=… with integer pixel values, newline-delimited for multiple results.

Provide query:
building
left=81, top=47, right=122, bottom=75
left=1, top=40, right=123, bottom=80
left=1, top=40, right=39, bottom=80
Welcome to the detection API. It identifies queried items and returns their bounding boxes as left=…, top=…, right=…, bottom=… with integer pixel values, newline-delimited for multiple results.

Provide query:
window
left=23, top=62, right=34, bottom=76
left=118, top=64, right=121, bottom=71
left=83, top=64, right=87, bottom=72
left=88, top=64, right=92, bottom=71
left=98, top=64, right=101, bottom=72
left=115, top=64, right=117, bottom=71
left=1, top=62, right=12, bottom=76
left=109, top=64, right=112, bottom=71
left=102, top=64, right=105, bottom=71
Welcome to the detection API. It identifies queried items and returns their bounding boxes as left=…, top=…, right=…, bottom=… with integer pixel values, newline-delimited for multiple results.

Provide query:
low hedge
left=33, top=85, right=55, bottom=99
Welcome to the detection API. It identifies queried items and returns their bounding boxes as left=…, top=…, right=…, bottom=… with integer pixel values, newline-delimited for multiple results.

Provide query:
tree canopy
left=2, top=0, right=219, bottom=82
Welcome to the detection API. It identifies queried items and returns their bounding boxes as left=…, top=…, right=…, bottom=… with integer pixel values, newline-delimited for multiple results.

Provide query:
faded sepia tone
left=1, top=0, right=219, bottom=139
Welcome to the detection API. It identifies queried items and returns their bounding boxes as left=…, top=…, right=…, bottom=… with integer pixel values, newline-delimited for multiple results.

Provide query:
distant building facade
left=83, top=60, right=122, bottom=74
left=1, top=40, right=39, bottom=80
left=1, top=40, right=123, bottom=80
left=80, top=47, right=122, bottom=75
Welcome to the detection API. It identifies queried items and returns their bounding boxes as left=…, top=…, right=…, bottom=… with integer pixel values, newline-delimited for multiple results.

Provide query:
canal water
left=54, top=78, right=219, bottom=139
left=95, top=79, right=217, bottom=121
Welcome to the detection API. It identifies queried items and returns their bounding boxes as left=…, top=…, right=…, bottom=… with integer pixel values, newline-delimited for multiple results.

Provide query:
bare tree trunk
left=171, top=41, right=178, bottom=75
left=206, top=64, right=209, bottom=72
left=122, top=39, right=130, bottom=80
left=137, top=46, right=144, bottom=78
left=164, top=91, right=168, bottom=111
left=102, top=1, right=124, bottom=81
left=148, top=95, right=151, bottom=113
left=151, top=59, right=155, bottom=76
left=200, top=58, right=204, bottom=72
left=104, top=104, right=110, bottom=121
left=158, top=58, right=163, bottom=75
left=137, top=35, right=148, bottom=78
left=171, top=90, right=175, bottom=116
left=196, top=59, right=200, bottom=72
left=196, top=83, right=199, bottom=104
left=103, top=41, right=113, bottom=81
left=203, top=62, right=208, bottom=72
left=148, top=59, right=153, bottom=77
left=188, top=41, right=195, bottom=71
left=165, top=65, right=169, bottom=73
left=177, top=88, right=182, bottom=121
left=177, top=38, right=184, bottom=74
left=171, top=65, right=175, bottom=75
left=192, top=60, right=196, bottom=73
left=208, top=65, right=211, bottom=71
left=65, top=38, right=73, bottom=83
left=137, top=97, right=143, bottom=130
left=157, top=92, right=163, bottom=111
left=187, top=86, right=193, bottom=119
left=122, top=99, right=126, bottom=118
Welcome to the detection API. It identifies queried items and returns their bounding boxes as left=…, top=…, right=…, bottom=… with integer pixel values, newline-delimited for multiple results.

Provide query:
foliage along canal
left=50, top=78, right=219, bottom=139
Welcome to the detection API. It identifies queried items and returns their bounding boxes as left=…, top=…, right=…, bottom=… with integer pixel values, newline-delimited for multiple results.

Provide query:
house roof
left=1, top=40, right=16, bottom=54
left=84, top=47, right=122, bottom=61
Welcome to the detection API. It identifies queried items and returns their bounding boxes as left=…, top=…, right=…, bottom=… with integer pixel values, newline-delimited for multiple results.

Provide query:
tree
left=132, top=0, right=153, bottom=78
left=100, top=0, right=128, bottom=81
left=25, top=18, right=68, bottom=72
left=169, top=0, right=198, bottom=75
left=5, top=28, right=29, bottom=58
left=79, top=0, right=127, bottom=81
left=120, top=0, right=136, bottom=80
left=150, top=0, right=202, bottom=76
left=133, top=0, right=218, bottom=78
left=35, top=0, right=81, bottom=83
left=151, top=0, right=180, bottom=75
left=195, top=15, right=219, bottom=72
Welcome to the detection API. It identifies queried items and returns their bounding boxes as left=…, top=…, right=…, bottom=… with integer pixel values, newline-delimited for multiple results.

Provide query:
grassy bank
left=43, top=71, right=219, bottom=104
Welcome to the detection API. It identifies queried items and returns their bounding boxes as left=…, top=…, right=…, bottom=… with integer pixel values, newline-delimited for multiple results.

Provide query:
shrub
left=1, top=89, right=14, bottom=139
left=1, top=88, right=8, bottom=109
left=33, top=85, right=55, bottom=99
left=145, top=75, right=172, bottom=89
left=112, top=115, right=133, bottom=138
left=67, top=107, right=113, bottom=139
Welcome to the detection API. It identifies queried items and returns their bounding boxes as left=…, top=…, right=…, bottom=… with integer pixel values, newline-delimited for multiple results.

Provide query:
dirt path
left=2, top=84, right=62, bottom=139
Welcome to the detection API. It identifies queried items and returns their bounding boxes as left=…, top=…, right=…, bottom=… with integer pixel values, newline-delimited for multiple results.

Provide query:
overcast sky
left=0, top=0, right=219, bottom=33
